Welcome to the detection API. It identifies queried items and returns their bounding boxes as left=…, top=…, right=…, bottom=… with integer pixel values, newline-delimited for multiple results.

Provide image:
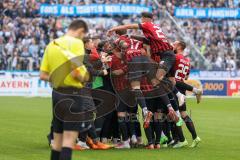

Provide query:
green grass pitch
left=0, top=97, right=240, bottom=160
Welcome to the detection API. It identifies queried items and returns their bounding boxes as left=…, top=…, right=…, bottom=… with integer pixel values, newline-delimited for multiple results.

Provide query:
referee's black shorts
left=52, top=87, right=95, bottom=134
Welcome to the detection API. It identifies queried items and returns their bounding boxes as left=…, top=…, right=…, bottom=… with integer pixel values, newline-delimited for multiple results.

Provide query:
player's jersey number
left=153, top=25, right=166, bottom=39
left=175, top=64, right=189, bottom=80
left=130, top=39, right=140, bottom=50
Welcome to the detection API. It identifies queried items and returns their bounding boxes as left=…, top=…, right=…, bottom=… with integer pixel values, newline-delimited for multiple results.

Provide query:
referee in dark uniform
left=40, top=20, right=93, bottom=160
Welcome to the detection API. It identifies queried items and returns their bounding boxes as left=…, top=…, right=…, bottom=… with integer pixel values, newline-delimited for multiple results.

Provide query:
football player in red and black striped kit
left=110, top=45, right=131, bottom=149
left=173, top=40, right=202, bottom=148
left=108, top=12, right=183, bottom=124
left=140, top=78, right=164, bottom=149
left=173, top=41, right=203, bottom=104
left=141, top=76, right=189, bottom=149
left=110, top=44, right=142, bottom=149
left=108, top=12, right=174, bottom=85
left=113, top=29, right=156, bottom=129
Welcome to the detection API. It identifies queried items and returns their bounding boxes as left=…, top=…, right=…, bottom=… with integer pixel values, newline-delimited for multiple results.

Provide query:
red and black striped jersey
left=140, top=77, right=153, bottom=95
left=115, top=35, right=144, bottom=61
left=139, top=22, right=173, bottom=55
left=174, top=53, right=191, bottom=82
left=110, top=54, right=130, bottom=91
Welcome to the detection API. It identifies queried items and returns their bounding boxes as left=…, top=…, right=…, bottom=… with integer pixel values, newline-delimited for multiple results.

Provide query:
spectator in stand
left=11, top=51, right=19, bottom=70
left=29, top=38, right=39, bottom=56
left=5, top=38, right=14, bottom=57
left=20, top=46, right=32, bottom=70
left=0, top=0, right=239, bottom=71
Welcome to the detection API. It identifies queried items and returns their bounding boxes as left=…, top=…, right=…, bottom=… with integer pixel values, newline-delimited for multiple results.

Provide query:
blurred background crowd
left=1, top=0, right=240, bottom=71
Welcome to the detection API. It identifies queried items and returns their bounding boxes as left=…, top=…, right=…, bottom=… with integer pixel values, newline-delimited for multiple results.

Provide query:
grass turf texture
left=0, top=97, right=240, bottom=160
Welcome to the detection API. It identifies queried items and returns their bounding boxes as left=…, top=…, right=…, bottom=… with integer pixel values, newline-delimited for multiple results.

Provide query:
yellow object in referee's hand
left=72, top=65, right=90, bottom=82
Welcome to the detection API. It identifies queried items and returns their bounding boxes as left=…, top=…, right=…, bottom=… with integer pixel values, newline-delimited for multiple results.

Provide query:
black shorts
left=116, top=89, right=138, bottom=113
left=52, top=87, right=95, bottom=133
left=117, top=88, right=136, bottom=108
left=116, top=99, right=129, bottom=112
left=117, top=103, right=138, bottom=114
left=127, top=55, right=157, bottom=82
left=146, top=97, right=165, bottom=113
left=177, top=86, right=187, bottom=95
left=176, top=87, right=187, bottom=112
left=176, top=81, right=193, bottom=92
left=168, top=92, right=180, bottom=111
left=179, top=102, right=187, bottom=112
left=158, top=50, right=176, bottom=77
left=127, top=105, right=138, bottom=114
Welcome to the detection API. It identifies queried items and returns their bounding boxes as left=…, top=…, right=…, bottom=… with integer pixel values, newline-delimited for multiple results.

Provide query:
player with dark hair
left=108, top=12, right=184, bottom=126
left=140, top=77, right=188, bottom=149
left=74, top=38, right=111, bottom=150
left=114, top=29, right=183, bottom=127
left=68, top=20, right=88, bottom=32
left=113, top=30, right=155, bottom=129
left=140, top=78, right=164, bottom=149
left=172, top=40, right=201, bottom=148
left=101, top=39, right=142, bottom=148
left=108, top=12, right=177, bottom=87
left=173, top=41, right=203, bottom=103
left=110, top=44, right=132, bottom=148
left=96, top=41, right=120, bottom=145
left=40, top=19, right=92, bottom=160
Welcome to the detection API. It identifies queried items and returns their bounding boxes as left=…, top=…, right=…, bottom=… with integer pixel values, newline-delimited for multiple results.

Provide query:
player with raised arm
left=173, top=40, right=201, bottom=148
left=108, top=12, right=178, bottom=84
left=113, top=30, right=155, bottom=128
left=108, top=12, right=184, bottom=125
left=108, top=12, right=174, bottom=85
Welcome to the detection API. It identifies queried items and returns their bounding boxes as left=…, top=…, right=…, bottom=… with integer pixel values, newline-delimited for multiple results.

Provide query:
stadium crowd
left=0, top=0, right=240, bottom=71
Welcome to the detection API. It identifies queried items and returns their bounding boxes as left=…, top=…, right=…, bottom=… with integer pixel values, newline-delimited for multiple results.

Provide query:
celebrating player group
left=40, top=12, right=203, bottom=160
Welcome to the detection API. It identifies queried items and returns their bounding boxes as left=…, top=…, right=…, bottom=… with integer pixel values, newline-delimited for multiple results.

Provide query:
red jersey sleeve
left=89, top=48, right=100, bottom=61
left=111, top=55, right=129, bottom=91
left=138, top=22, right=151, bottom=33
left=139, top=22, right=173, bottom=54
